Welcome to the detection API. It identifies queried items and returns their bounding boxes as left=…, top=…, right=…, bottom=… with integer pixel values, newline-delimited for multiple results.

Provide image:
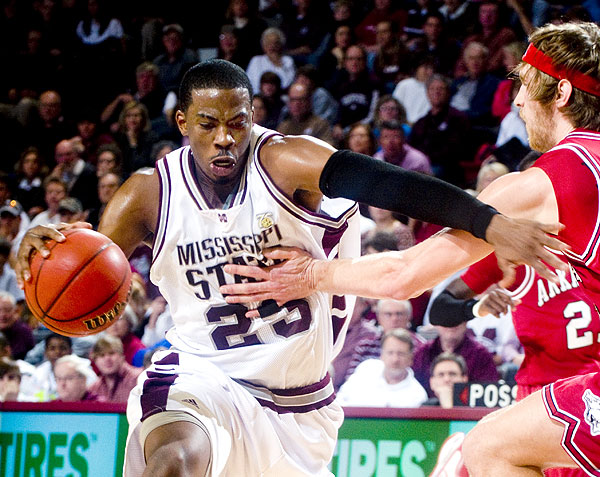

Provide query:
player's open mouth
left=210, top=156, right=237, bottom=176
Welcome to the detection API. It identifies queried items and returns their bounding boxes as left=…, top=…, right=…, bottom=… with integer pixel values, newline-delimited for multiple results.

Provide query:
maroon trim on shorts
left=140, top=353, right=180, bottom=421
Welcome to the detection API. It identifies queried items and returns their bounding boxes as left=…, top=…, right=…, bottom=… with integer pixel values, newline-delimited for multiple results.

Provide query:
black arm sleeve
left=429, top=290, right=477, bottom=327
left=319, top=149, right=498, bottom=239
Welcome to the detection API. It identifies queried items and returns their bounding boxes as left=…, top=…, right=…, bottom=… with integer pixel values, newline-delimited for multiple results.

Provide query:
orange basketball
left=24, top=228, right=132, bottom=337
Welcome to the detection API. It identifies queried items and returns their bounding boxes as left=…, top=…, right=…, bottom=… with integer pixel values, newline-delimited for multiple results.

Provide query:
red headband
left=522, top=43, right=600, bottom=97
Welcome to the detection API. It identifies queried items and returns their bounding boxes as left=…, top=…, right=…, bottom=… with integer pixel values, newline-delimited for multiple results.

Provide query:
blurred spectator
left=369, top=95, right=408, bottom=140
left=456, top=1, right=517, bottom=77
left=331, top=231, right=398, bottom=390
left=450, top=42, right=500, bottom=128
left=495, top=80, right=528, bottom=149
left=369, top=20, right=410, bottom=92
left=95, top=143, right=124, bottom=178
left=474, top=161, right=509, bottom=194
left=75, top=0, right=123, bottom=47
left=409, top=12, right=461, bottom=77
left=337, top=329, right=428, bottom=408
left=423, top=352, right=469, bottom=408
left=0, top=238, right=24, bottom=302
left=319, top=24, right=354, bottom=78
left=491, top=42, right=527, bottom=122
left=25, top=90, right=75, bottom=163
left=438, top=0, right=478, bottom=41
left=355, top=0, right=408, bottom=49
left=57, top=197, right=86, bottom=224
left=0, top=200, right=27, bottom=257
left=101, top=62, right=167, bottom=133
left=50, top=138, right=98, bottom=211
left=13, top=146, right=47, bottom=217
left=374, top=120, right=432, bottom=174
left=54, top=354, right=99, bottom=402
left=223, top=0, right=268, bottom=66
left=405, top=0, right=439, bottom=36
left=75, top=111, right=114, bottom=165
left=153, top=24, right=199, bottom=95
left=277, top=82, right=334, bottom=145
left=409, top=74, right=472, bottom=186
left=106, top=306, right=145, bottom=366
left=363, top=206, right=415, bottom=251
left=257, top=72, right=285, bottom=130
left=0, top=357, right=26, bottom=401
left=0, top=291, right=33, bottom=360
left=279, top=0, right=330, bottom=65
left=150, top=140, right=179, bottom=163
left=217, top=25, right=248, bottom=70
left=328, top=45, right=382, bottom=139
left=252, top=95, right=269, bottom=127
left=88, top=172, right=122, bottom=229
left=28, top=333, right=72, bottom=401
left=141, top=303, right=173, bottom=349
left=88, top=335, right=142, bottom=403
left=28, top=176, right=67, bottom=228
left=246, top=27, right=296, bottom=94
left=412, top=322, right=499, bottom=395
left=344, top=123, right=377, bottom=156
left=290, top=65, right=339, bottom=126
left=114, top=101, right=160, bottom=175
left=392, top=58, right=434, bottom=125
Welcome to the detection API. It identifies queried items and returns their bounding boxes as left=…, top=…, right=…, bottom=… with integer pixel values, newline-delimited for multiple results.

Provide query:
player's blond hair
left=516, top=22, right=600, bottom=130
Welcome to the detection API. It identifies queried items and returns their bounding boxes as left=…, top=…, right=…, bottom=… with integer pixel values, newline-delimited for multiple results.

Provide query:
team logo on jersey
left=257, top=212, right=274, bottom=230
left=583, top=389, right=600, bottom=435
left=218, top=213, right=228, bottom=223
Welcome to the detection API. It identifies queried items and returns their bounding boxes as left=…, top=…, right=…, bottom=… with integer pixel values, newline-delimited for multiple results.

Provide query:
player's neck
left=194, top=160, right=246, bottom=209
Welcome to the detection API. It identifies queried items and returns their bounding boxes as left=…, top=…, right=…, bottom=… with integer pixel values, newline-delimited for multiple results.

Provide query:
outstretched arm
left=221, top=167, right=563, bottom=304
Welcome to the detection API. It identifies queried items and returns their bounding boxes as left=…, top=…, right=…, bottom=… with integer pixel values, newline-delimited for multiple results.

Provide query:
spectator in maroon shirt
left=54, top=354, right=100, bottom=402
left=88, top=335, right=142, bottom=403
left=0, top=291, right=33, bottom=360
left=412, top=321, right=499, bottom=396
left=106, top=306, right=145, bottom=366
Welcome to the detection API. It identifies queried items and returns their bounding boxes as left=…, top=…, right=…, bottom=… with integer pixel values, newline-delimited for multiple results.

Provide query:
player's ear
left=555, top=79, right=573, bottom=108
left=175, top=110, right=188, bottom=136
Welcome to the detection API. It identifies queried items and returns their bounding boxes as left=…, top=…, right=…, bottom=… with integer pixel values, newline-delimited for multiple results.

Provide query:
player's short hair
left=92, top=335, right=124, bottom=356
left=179, top=59, right=253, bottom=113
left=381, top=328, right=415, bottom=352
left=431, top=352, right=468, bottom=377
left=44, top=333, right=72, bottom=350
left=517, top=21, right=600, bottom=130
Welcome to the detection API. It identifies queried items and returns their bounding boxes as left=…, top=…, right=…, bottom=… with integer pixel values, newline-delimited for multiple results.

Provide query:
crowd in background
left=0, top=0, right=597, bottom=408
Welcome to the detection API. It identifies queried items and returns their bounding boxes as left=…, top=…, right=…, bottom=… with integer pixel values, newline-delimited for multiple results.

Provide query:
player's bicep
left=99, top=170, right=159, bottom=257
left=476, top=168, right=558, bottom=225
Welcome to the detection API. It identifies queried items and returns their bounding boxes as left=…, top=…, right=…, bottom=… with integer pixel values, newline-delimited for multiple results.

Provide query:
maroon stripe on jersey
left=255, top=393, right=336, bottom=414
left=543, top=384, right=600, bottom=476
left=182, top=150, right=206, bottom=212
left=264, top=372, right=332, bottom=396
left=322, top=224, right=348, bottom=256
left=331, top=294, right=348, bottom=345
left=140, top=374, right=178, bottom=421
left=152, top=155, right=174, bottom=265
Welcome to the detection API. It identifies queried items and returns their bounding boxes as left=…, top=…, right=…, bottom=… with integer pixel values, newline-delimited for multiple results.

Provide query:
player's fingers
left=220, top=280, right=273, bottom=296
left=57, top=221, right=93, bottom=231
left=245, top=309, right=260, bottom=318
left=16, top=235, right=51, bottom=284
left=223, top=264, right=270, bottom=281
left=262, top=246, right=309, bottom=260
left=224, top=292, right=274, bottom=304
left=530, top=258, right=560, bottom=283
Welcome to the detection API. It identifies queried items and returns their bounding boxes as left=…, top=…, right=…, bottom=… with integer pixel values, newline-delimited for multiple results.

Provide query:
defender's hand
left=485, top=215, right=568, bottom=282
left=478, top=288, right=520, bottom=318
left=220, top=247, right=318, bottom=311
left=16, top=221, right=92, bottom=286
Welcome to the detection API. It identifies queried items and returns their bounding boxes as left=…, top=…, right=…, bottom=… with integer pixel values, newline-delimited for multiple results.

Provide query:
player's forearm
left=320, top=150, right=497, bottom=240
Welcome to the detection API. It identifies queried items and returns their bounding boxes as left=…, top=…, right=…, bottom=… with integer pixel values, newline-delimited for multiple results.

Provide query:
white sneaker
left=429, top=432, right=469, bottom=477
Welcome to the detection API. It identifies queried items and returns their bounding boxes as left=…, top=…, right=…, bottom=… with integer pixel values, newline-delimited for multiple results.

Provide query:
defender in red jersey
left=220, top=21, right=600, bottom=476
left=460, top=255, right=600, bottom=397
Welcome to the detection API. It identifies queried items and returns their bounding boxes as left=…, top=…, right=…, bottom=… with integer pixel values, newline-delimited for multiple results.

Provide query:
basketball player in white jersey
left=16, top=59, right=565, bottom=476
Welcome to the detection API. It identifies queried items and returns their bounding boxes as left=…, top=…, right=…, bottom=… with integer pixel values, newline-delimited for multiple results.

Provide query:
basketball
left=24, top=228, right=132, bottom=337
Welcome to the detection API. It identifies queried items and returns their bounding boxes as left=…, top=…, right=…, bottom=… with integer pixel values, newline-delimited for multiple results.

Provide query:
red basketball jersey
left=462, top=253, right=600, bottom=387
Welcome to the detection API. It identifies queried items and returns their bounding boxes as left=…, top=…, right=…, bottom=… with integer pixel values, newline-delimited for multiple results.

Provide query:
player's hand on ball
left=16, top=221, right=92, bottom=286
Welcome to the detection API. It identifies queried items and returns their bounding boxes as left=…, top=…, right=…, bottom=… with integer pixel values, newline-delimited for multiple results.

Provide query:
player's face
left=515, top=70, right=557, bottom=152
left=177, top=87, right=252, bottom=184
left=381, top=337, right=412, bottom=375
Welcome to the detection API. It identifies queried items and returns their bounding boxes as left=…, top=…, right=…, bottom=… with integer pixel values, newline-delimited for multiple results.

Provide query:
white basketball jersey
left=151, top=125, right=360, bottom=389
